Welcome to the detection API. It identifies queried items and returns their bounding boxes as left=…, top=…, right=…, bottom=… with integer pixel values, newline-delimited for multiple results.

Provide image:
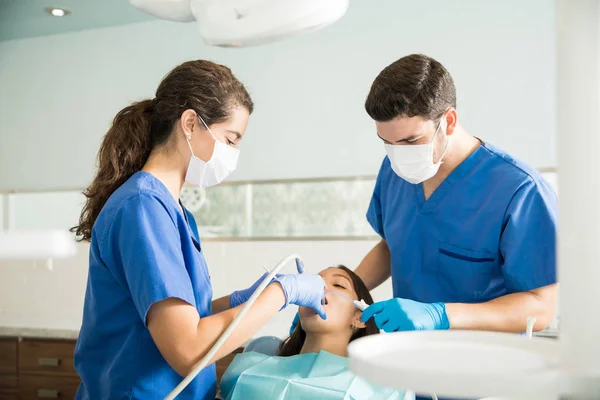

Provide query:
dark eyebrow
left=332, top=273, right=353, bottom=286
left=227, top=130, right=242, bottom=140
left=376, top=132, right=420, bottom=144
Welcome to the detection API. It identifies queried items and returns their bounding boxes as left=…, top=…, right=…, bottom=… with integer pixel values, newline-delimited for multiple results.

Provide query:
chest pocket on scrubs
left=433, top=242, right=495, bottom=302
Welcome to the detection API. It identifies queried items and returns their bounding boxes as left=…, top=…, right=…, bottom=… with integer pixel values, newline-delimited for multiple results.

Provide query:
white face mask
left=184, top=116, right=240, bottom=189
left=384, top=117, right=449, bottom=184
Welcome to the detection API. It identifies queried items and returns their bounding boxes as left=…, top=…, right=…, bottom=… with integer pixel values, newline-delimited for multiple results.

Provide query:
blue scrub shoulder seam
left=500, top=177, right=536, bottom=224
left=482, top=143, right=546, bottom=186
left=96, top=191, right=178, bottom=248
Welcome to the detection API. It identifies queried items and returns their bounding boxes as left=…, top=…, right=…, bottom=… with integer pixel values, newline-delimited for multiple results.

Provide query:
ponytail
left=72, top=99, right=154, bottom=241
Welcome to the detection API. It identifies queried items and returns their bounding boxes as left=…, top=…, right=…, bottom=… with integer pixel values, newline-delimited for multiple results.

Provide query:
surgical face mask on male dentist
left=184, top=116, right=240, bottom=189
left=384, top=116, right=449, bottom=184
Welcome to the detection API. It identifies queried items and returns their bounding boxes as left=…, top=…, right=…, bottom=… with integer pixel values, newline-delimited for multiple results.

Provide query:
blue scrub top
left=74, top=171, right=215, bottom=400
left=367, top=141, right=557, bottom=304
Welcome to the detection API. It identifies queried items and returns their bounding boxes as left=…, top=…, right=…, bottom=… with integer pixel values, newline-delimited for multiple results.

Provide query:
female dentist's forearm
left=199, top=284, right=286, bottom=363
left=148, top=283, right=286, bottom=378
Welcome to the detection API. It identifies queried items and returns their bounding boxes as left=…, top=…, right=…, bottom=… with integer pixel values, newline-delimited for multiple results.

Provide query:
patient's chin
left=300, top=312, right=329, bottom=331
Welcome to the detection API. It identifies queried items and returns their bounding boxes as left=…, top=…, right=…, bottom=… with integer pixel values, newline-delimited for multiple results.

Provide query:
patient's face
left=299, top=267, right=361, bottom=334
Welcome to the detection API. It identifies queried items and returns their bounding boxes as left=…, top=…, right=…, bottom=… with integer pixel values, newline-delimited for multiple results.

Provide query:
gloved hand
left=230, top=273, right=279, bottom=308
left=361, top=298, right=450, bottom=332
left=289, top=312, right=300, bottom=335
left=275, top=274, right=327, bottom=320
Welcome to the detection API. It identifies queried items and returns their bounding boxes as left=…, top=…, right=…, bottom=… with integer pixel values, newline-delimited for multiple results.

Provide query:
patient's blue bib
left=220, top=351, right=408, bottom=400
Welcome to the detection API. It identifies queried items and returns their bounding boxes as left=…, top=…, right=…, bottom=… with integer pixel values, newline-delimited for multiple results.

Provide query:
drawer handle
left=38, top=357, right=61, bottom=367
left=37, top=389, right=59, bottom=398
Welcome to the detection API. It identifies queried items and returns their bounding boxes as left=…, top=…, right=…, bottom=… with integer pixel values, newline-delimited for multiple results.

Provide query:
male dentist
left=357, top=53, right=558, bottom=337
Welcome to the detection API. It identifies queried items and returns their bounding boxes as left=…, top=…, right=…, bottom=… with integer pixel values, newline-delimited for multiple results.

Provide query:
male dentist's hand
left=361, top=298, right=450, bottom=332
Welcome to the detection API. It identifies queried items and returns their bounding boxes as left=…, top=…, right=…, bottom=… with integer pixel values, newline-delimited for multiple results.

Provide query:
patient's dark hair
left=278, top=265, right=379, bottom=357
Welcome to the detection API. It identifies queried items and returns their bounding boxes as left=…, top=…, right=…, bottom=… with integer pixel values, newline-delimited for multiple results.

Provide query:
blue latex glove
left=289, top=312, right=300, bottom=335
left=361, top=298, right=450, bottom=332
left=230, top=273, right=280, bottom=308
left=275, top=274, right=327, bottom=320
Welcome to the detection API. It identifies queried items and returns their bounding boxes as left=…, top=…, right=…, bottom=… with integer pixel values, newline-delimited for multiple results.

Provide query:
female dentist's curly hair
left=72, top=60, right=253, bottom=241
left=279, top=265, right=379, bottom=357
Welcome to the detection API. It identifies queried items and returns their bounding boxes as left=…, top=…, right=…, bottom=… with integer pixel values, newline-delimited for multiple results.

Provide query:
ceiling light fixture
left=45, top=7, right=70, bottom=17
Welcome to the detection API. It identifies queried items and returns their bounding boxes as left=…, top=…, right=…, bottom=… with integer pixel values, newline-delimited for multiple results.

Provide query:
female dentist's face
left=182, top=106, right=250, bottom=163
left=299, top=267, right=365, bottom=335
left=177, top=106, right=250, bottom=188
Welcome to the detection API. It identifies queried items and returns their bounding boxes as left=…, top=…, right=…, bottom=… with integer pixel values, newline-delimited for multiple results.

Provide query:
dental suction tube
left=164, top=253, right=304, bottom=400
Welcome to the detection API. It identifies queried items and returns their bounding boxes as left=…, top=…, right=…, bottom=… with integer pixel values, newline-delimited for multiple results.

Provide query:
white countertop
left=0, top=325, right=558, bottom=342
left=0, top=326, right=79, bottom=340
left=0, top=326, right=263, bottom=347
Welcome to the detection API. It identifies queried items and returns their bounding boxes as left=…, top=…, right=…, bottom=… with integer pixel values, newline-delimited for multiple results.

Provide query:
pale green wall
left=0, top=0, right=556, bottom=191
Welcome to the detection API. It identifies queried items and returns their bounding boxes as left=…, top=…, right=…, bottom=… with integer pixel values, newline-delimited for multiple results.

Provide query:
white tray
left=348, top=331, right=562, bottom=399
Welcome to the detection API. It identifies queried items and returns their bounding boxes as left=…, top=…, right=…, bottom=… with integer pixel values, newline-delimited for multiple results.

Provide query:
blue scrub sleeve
left=112, top=195, right=196, bottom=325
left=500, top=179, right=558, bottom=292
left=366, top=159, right=387, bottom=239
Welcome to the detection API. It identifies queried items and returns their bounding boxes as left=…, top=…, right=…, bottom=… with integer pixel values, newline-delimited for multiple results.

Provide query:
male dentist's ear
left=444, top=107, right=458, bottom=136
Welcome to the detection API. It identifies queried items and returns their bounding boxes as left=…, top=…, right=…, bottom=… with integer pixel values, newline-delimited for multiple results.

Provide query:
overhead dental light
left=129, top=0, right=195, bottom=22
left=129, top=0, right=349, bottom=47
left=192, top=0, right=349, bottom=47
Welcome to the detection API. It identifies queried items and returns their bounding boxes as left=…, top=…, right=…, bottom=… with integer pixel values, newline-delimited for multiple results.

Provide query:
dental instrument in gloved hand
left=288, top=291, right=367, bottom=334
left=324, top=290, right=369, bottom=311
left=361, top=297, right=450, bottom=332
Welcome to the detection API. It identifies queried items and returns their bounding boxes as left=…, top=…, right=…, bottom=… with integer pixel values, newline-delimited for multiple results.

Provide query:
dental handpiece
left=325, top=290, right=369, bottom=311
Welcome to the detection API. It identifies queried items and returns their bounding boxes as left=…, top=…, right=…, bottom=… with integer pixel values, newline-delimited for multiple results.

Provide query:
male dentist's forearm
left=445, top=284, right=558, bottom=333
left=355, top=239, right=392, bottom=291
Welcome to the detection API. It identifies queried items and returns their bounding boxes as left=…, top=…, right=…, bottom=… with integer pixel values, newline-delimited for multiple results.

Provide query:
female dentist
left=72, top=60, right=327, bottom=400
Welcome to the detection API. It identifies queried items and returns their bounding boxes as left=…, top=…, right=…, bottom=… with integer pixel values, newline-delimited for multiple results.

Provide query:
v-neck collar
left=137, top=171, right=202, bottom=249
left=179, top=200, right=202, bottom=250
left=415, top=142, right=486, bottom=214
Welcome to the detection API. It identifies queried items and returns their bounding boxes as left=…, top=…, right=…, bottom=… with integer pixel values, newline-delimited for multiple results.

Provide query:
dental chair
left=215, top=336, right=281, bottom=400
left=216, top=336, right=415, bottom=400
left=242, top=335, right=282, bottom=356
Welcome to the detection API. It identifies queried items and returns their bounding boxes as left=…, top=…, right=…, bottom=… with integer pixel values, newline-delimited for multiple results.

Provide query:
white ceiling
left=0, top=0, right=157, bottom=41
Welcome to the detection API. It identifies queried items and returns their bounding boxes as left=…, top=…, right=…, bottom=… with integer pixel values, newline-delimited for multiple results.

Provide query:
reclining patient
left=219, top=265, right=409, bottom=400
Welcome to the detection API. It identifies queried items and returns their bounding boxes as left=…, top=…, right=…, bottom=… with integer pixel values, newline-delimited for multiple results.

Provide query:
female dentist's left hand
left=229, top=273, right=280, bottom=308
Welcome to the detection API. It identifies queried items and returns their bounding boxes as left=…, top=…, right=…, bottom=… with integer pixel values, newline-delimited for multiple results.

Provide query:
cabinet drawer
left=18, top=340, right=76, bottom=377
left=0, top=339, right=17, bottom=374
left=18, top=374, right=79, bottom=400
left=0, top=373, right=18, bottom=400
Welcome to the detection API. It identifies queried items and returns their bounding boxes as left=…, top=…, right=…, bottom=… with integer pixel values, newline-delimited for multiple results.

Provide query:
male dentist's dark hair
left=365, top=54, right=456, bottom=122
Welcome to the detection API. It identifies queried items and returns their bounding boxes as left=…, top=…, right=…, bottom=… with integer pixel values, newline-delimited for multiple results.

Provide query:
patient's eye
left=334, top=283, right=346, bottom=289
